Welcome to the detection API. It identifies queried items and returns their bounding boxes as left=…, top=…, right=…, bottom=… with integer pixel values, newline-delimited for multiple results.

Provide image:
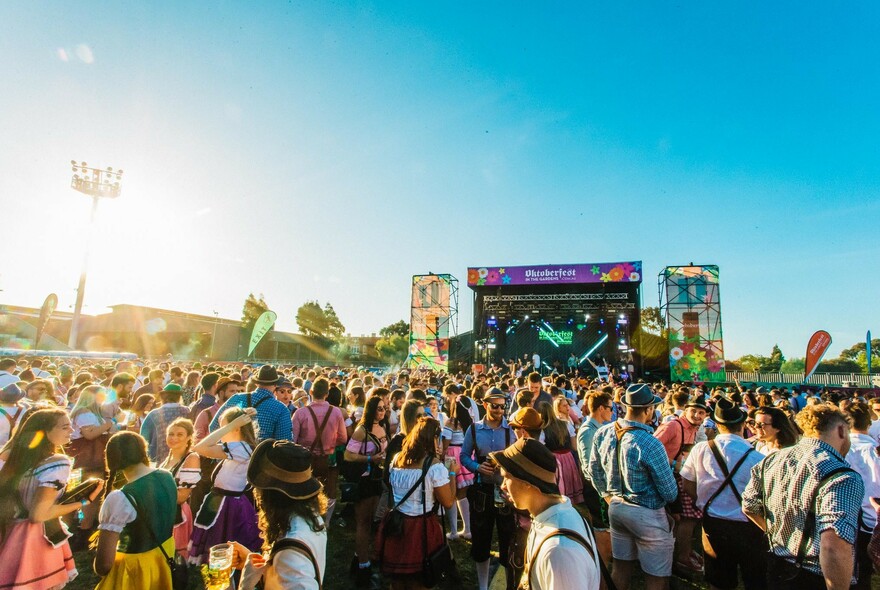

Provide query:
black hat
left=489, top=438, right=559, bottom=495
left=620, top=383, right=662, bottom=407
left=713, top=395, right=746, bottom=425
left=685, top=393, right=709, bottom=411
left=484, top=387, right=508, bottom=402
left=247, top=440, right=322, bottom=500
left=275, top=377, right=293, bottom=389
left=252, top=365, right=280, bottom=385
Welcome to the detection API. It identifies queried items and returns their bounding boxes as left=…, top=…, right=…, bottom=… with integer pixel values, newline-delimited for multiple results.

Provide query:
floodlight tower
left=67, top=161, right=123, bottom=349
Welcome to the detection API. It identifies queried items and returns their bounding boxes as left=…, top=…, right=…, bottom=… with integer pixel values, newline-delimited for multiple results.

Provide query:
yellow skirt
left=95, top=537, right=175, bottom=590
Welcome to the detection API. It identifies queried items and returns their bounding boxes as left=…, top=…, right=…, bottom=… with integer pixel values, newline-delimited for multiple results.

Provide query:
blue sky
left=1, top=2, right=878, bottom=359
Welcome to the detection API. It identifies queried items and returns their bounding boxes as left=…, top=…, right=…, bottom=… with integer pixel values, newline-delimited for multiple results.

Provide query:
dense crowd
left=0, top=354, right=878, bottom=590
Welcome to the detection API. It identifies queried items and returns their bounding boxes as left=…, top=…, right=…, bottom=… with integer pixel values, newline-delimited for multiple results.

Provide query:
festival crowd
left=0, top=354, right=878, bottom=590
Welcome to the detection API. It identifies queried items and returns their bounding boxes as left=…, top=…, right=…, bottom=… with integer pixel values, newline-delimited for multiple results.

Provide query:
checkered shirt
left=588, top=418, right=678, bottom=510
left=209, top=388, right=292, bottom=441
left=741, top=437, right=864, bottom=577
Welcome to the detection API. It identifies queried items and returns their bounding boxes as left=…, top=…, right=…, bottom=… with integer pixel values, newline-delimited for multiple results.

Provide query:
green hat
left=163, top=383, right=182, bottom=392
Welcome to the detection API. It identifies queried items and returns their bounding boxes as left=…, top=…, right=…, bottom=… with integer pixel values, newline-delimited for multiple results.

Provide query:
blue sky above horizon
left=1, top=2, right=878, bottom=359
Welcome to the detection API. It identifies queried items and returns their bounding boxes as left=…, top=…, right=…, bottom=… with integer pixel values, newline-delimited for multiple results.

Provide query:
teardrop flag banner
left=248, top=310, right=277, bottom=356
left=804, top=330, right=832, bottom=383
left=35, top=293, right=59, bottom=348
left=868, top=331, right=873, bottom=375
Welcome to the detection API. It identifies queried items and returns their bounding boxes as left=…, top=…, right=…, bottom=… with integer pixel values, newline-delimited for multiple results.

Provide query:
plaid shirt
left=588, top=418, right=678, bottom=509
left=209, top=388, right=292, bottom=441
left=742, top=437, right=864, bottom=578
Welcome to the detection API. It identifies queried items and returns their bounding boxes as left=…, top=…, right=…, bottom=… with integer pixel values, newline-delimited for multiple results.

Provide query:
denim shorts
left=608, top=497, right=675, bottom=577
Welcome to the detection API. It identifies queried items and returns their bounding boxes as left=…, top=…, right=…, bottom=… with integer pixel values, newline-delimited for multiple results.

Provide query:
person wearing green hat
left=139, top=382, right=191, bottom=462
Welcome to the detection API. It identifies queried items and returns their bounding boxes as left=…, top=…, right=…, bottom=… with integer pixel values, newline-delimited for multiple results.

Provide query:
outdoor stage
left=468, top=262, right=643, bottom=375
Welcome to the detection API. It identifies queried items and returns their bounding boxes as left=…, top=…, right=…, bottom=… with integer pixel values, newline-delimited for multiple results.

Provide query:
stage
left=468, top=262, right=643, bottom=376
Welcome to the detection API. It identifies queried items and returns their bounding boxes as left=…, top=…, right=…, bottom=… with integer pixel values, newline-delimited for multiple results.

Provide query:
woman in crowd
left=426, top=396, right=446, bottom=428
left=377, top=416, right=456, bottom=589
left=0, top=409, right=104, bottom=589
left=232, top=440, right=328, bottom=590
left=753, top=406, right=799, bottom=454
left=93, top=431, right=177, bottom=588
left=440, top=400, right=473, bottom=540
left=68, top=384, right=114, bottom=533
left=158, top=417, right=200, bottom=559
left=537, top=401, right=583, bottom=504
left=346, top=383, right=366, bottom=437
left=384, top=399, right=425, bottom=482
left=188, top=407, right=262, bottom=564
left=126, top=393, right=154, bottom=433
left=344, top=394, right=388, bottom=585
left=182, top=371, right=200, bottom=406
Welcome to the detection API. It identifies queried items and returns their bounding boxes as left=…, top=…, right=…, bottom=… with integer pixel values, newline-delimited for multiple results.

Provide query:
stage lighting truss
left=482, top=292, right=636, bottom=317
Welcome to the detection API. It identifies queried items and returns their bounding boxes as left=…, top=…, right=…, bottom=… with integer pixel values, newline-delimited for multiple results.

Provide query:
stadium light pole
left=67, top=161, right=123, bottom=349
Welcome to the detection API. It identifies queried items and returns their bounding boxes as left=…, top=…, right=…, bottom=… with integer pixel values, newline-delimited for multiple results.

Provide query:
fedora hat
left=509, top=407, right=543, bottom=430
left=620, top=383, right=662, bottom=407
left=252, top=364, right=280, bottom=385
left=489, top=438, right=559, bottom=495
left=685, top=393, right=709, bottom=411
left=484, top=387, right=508, bottom=402
left=713, top=395, right=746, bottom=425
left=247, top=440, right=322, bottom=500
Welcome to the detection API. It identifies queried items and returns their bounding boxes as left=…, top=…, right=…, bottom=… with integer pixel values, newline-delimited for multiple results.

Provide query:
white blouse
left=213, top=441, right=252, bottom=492
left=388, top=461, right=450, bottom=516
left=70, top=412, right=102, bottom=441
left=239, top=513, right=327, bottom=590
left=98, top=490, right=137, bottom=534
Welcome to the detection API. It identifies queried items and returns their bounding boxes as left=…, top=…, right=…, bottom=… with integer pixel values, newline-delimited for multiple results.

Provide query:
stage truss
left=658, top=265, right=726, bottom=383
left=408, top=274, right=459, bottom=371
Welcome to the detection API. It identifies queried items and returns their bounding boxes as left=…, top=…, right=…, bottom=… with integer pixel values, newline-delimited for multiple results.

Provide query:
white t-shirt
left=388, top=461, right=450, bottom=516
left=525, top=497, right=600, bottom=590
left=71, top=412, right=102, bottom=441
left=240, top=513, right=327, bottom=590
left=214, top=441, right=253, bottom=492
left=532, top=354, right=541, bottom=370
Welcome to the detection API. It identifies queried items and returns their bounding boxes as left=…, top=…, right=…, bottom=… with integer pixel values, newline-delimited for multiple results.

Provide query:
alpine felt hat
left=247, top=439, right=322, bottom=500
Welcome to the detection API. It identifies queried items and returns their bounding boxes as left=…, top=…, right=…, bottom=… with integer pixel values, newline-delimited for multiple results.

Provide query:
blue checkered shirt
left=209, top=388, right=292, bottom=441
left=588, top=418, right=678, bottom=510
left=742, top=437, right=864, bottom=578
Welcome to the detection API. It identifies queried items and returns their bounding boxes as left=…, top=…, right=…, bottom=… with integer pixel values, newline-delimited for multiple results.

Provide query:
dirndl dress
left=161, top=452, right=201, bottom=560
left=445, top=445, right=475, bottom=489
left=376, top=513, right=444, bottom=576
left=0, top=455, right=78, bottom=590
left=553, top=449, right=584, bottom=504
left=94, top=538, right=175, bottom=590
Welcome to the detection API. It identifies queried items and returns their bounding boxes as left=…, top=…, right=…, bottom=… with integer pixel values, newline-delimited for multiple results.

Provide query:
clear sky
left=1, top=2, right=878, bottom=359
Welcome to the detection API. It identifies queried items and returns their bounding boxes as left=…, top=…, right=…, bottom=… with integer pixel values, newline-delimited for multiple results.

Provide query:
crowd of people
left=0, top=354, right=878, bottom=590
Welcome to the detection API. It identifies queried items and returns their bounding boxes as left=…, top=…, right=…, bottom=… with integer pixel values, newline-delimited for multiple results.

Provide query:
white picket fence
left=725, top=371, right=878, bottom=388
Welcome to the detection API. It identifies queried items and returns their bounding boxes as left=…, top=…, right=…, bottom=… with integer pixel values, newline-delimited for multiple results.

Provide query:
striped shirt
left=588, top=418, right=678, bottom=510
left=741, top=437, right=864, bottom=578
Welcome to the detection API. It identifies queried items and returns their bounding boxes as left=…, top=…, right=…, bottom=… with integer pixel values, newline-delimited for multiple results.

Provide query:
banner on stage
left=467, top=261, right=642, bottom=287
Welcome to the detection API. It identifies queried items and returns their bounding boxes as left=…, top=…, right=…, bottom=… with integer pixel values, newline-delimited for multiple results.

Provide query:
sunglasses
left=487, top=402, right=506, bottom=410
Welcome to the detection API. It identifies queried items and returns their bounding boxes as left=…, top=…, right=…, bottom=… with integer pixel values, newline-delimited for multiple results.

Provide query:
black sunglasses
left=487, top=402, right=506, bottom=410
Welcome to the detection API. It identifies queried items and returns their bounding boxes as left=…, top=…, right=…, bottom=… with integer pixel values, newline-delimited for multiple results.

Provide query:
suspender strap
left=702, top=441, right=754, bottom=514
left=613, top=425, right=639, bottom=498
left=269, top=538, right=322, bottom=589
left=306, top=406, right=333, bottom=455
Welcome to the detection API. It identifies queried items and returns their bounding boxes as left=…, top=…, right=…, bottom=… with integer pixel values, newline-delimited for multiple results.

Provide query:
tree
left=295, top=301, right=346, bottom=340
left=323, top=303, right=346, bottom=340
left=780, top=357, right=805, bottom=373
left=379, top=320, right=410, bottom=338
left=764, top=344, right=785, bottom=372
left=640, top=307, right=666, bottom=337
left=737, top=354, right=770, bottom=372
left=376, top=333, right=409, bottom=365
left=241, top=293, right=269, bottom=329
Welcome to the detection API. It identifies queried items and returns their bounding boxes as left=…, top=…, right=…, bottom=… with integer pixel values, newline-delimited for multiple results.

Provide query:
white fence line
left=725, top=371, right=878, bottom=387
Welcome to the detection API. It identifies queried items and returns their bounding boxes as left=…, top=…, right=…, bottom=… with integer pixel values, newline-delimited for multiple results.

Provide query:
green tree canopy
left=379, top=320, right=410, bottom=338
left=375, top=333, right=409, bottom=364
left=640, top=307, right=667, bottom=336
left=241, top=293, right=269, bottom=329
left=295, top=301, right=346, bottom=340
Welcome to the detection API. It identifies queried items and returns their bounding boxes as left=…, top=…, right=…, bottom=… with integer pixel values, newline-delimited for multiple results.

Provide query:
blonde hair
left=795, top=403, right=850, bottom=438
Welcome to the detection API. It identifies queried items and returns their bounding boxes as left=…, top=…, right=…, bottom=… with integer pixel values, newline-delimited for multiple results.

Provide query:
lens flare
left=28, top=430, right=45, bottom=449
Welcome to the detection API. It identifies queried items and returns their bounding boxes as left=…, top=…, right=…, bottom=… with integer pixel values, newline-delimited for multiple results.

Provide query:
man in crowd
left=134, top=368, right=165, bottom=397
left=210, top=364, right=292, bottom=441
left=291, top=376, right=347, bottom=524
left=577, top=390, right=614, bottom=564
left=589, top=383, right=678, bottom=590
left=742, top=403, right=864, bottom=590
left=194, top=376, right=240, bottom=441
left=190, top=372, right=221, bottom=422
left=140, top=383, right=191, bottom=462
left=842, top=401, right=880, bottom=590
left=526, top=371, right=552, bottom=407
left=654, top=393, right=708, bottom=575
left=103, top=372, right=136, bottom=419
left=0, top=359, right=18, bottom=389
left=680, top=396, right=765, bottom=590
left=461, top=388, right=518, bottom=590
left=491, top=438, right=601, bottom=590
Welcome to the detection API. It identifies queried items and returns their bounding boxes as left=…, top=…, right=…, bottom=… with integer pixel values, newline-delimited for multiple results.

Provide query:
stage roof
left=467, top=261, right=643, bottom=288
